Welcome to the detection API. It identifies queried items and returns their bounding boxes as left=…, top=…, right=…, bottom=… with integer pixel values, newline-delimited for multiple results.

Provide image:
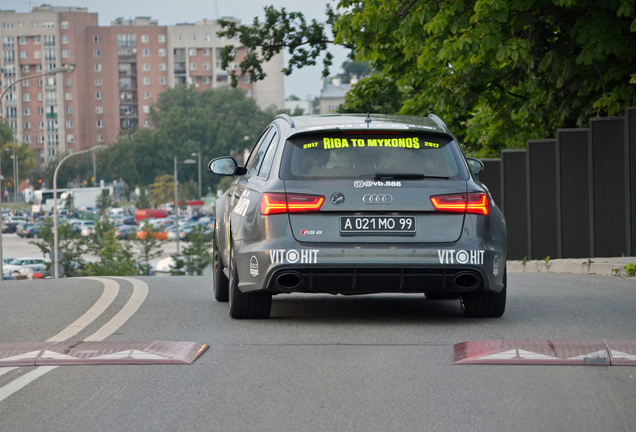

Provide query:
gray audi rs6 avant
left=209, top=114, right=507, bottom=319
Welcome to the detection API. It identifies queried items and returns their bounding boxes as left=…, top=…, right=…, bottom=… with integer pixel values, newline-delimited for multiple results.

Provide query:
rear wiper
left=373, top=172, right=449, bottom=180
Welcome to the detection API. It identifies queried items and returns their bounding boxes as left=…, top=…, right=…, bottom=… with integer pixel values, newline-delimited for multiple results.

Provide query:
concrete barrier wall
left=479, top=108, right=635, bottom=260
left=556, top=129, right=590, bottom=259
left=527, top=139, right=558, bottom=260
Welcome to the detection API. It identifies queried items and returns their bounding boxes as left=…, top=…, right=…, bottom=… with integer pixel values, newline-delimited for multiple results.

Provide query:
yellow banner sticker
left=317, top=137, right=440, bottom=150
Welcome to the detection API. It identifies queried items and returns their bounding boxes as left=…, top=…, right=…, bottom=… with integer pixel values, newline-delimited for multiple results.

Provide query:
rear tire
left=212, top=232, right=229, bottom=302
left=228, top=242, right=271, bottom=319
left=460, top=269, right=506, bottom=318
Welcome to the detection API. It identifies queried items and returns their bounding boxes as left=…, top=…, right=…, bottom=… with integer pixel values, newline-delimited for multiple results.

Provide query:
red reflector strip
left=261, top=193, right=324, bottom=215
left=430, top=193, right=489, bottom=215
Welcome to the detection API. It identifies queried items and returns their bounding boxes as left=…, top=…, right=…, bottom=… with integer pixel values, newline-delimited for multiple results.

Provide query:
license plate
left=340, top=216, right=416, bottom=236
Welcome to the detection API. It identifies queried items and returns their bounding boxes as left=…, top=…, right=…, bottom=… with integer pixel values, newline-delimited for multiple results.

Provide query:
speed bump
left=454, top=339, right=636, bottom=366
left=0, top=341, right=208, bottom=367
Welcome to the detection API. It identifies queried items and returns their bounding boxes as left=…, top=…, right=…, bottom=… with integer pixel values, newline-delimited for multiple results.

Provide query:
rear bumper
left=234, top=241, right=506, bottom=295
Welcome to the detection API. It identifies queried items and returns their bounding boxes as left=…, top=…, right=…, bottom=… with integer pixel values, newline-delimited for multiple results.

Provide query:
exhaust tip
left=275, top=272, right=303, bottom=290
left=453, top=272, right=480, bottom=290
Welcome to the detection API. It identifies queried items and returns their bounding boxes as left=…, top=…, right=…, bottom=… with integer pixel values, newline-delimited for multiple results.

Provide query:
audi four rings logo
left=362, top=194, right=393, bottom=204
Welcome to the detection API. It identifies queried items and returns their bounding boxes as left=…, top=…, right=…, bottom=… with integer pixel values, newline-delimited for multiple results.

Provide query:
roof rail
left=274, top=113, right=295, bottom=128
left=427, top=113, right=447, bottom=130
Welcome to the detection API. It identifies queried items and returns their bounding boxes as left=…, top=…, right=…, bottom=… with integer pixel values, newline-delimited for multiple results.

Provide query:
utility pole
left=93, top=151, right=96, bottom=187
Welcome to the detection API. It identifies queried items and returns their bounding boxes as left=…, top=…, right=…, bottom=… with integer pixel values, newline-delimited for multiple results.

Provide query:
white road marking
left=129, top=350, right=167, bottom=360
left=0, top=277, right=149, bottom=404
left=47, top=277, right=120, bottom=342
left=91, top=350, right=133, bottom=360
left=567, top=350, right=609, bottom=360
left=610, top=350, right=636, bottom=361
left=0, top=351, right=42, bottom=363
left=39, top=350, right=78, bottom=360
left=0, top=368, right=18, bottom=378
left=0, top=366, right=58, bottom=402
left=83, top=277, right=148, bottom=342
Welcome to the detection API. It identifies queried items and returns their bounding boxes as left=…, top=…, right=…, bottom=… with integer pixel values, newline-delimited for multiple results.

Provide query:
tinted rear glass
left=280, top=132, right=467, bottom=180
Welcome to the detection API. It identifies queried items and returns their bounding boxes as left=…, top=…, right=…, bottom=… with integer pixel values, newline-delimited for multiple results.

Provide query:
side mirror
left=466, top=158, right=484, bottom=176
left=208, top=157, right=238, bottom=176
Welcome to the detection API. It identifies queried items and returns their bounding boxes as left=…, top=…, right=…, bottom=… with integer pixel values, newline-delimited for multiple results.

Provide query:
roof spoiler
left=427, top=113, right=447, bottom=130
left=274, top=113, right=295, bottom=128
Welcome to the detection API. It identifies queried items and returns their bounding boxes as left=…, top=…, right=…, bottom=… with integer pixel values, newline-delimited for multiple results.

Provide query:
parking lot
left=2, top=230, right=187, bottom=275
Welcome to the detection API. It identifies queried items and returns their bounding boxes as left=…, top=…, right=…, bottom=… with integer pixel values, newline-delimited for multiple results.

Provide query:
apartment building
left=0, top=5, right=284, bottom=163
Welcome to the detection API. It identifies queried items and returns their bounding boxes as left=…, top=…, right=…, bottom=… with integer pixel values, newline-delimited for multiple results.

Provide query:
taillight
left=33, top=273, right=42, bottom=279
left=261, top=193, right=325, bottom=215
left=430, top=193, right=489, bottom=215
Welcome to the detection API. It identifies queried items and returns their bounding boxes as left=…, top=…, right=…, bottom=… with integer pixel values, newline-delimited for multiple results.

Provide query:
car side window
left=246, top=127, right=277, bottom=177
left=258, top=132, right=279, bottom=178
left=244, top=127, right=272, bottom=175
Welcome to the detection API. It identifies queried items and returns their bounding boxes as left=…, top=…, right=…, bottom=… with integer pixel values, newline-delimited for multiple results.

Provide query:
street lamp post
left=174, top=157, right=198, bottom=256
left=174, top=156, right=180, bottom=255
left=53, top=145, right=107, bottom=279
left=191, top=151, right=201, bottom=198
left=0, top=65, right=73, bottom=281
left=5, top=148, right=18, bottom=208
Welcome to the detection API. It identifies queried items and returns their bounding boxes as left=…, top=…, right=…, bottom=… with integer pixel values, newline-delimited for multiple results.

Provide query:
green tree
left=179, top=179, right=199, bottom=202
left=81, top=220, right=138, bottom=276
left=30, top=218, right=88, bottom=277
left=150, top=174, right=175, bottom=208
left=1, top=139, right=37, bottom=189
left=218, top=1, right=636, bottom=156
left=135, top=225, right=163, bottom=276
left=64, top=193, right=75, bottom=215
left=218, top=6, right=348, bottom=85
left=99, top=86, right=275, bottom=190
left=338, top=60, right=373, bottom=84
left=169, top=225, right=212, bottom=276
left=133, top=187, right=152, bottom=209
left=96, top=189, right=113, bottom=215
left=41, top=150, right=94, bottom=190
left=338, top=75, right=403, bottom=114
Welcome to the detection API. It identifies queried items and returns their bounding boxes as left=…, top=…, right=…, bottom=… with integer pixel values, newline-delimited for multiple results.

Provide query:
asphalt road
left=0, top=273, right=635, bottom=432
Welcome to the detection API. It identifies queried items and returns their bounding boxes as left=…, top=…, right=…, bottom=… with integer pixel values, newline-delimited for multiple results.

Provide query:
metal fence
left=477, top=108, right=635, bottom=260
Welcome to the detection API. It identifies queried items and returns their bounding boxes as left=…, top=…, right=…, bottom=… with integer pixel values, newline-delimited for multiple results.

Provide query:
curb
left=508, top=259, right=636, bottom=277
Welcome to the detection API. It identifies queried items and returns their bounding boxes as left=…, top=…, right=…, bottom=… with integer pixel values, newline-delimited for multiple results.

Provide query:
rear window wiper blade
left=373, top=172, right=449, bottom=180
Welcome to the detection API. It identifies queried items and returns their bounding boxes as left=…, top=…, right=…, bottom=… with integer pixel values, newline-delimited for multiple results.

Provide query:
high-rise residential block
left=0, top=5, right=284, bottom=164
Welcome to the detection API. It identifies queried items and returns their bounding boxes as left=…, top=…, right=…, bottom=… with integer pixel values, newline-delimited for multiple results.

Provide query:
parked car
left=75, top=221, right=96, bottom=237
left=114, top=225, right=138, bottom=240
left=23, top=223, right=42, bottom=238
left=13, top=265, right=49, bottom=280
left=16, top=223, right=39, bottom=238
left=72, top=220, right=96, bottom=235
left=3, top=257, right=51, bottom=278
left=2, top=220, right=17, bottom=233
left=209, top=113, right=507, bottom=319
left=80, top=223, right=97, bottom=238
left=121, top=216, right=137, bottom=226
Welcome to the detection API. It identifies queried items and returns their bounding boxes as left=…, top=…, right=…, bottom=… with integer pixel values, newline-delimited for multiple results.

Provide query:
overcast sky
left=2, top=0, right=350, bottom=100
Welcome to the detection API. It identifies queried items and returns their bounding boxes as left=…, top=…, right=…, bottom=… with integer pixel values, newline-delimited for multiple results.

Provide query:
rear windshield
left=280, top=132, right=468, bottom=180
